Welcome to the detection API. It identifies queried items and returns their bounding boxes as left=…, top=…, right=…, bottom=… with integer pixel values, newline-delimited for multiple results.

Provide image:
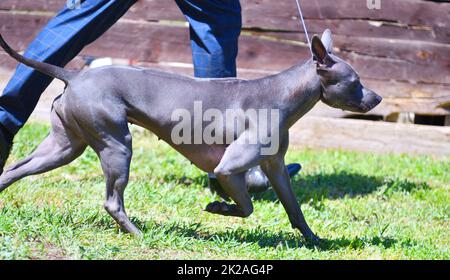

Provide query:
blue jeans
left=0, top=0, right=241, bottom=136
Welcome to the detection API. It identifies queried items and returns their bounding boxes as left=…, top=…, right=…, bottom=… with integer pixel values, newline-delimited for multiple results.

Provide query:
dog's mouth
left=342, top=95, right=382, bottom=113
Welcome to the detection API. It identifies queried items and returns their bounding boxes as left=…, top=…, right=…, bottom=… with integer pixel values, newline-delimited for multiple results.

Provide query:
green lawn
left=0, top=122, right=448, bottom=259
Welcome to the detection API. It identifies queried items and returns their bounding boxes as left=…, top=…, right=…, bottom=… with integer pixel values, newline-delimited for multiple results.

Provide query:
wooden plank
left=1, top=12, right=447, bottom=85
left=292, top=19, right=448, bottom=44
left=127, top=0, right=450, bottom=44
left=239, top=33, right=449, bottom=84
left=255, top=32, right=450, bottom=67
left=290, top=116, right=450, bottom=157
left=360, top=79, right=450, bottom=116
left=0, top=11, right=49, bottom=48
left=78, top=25, right=450, bottom=84
left=2, top=0, right=449, bottom=28
left=124, top=0, right=450, bottom=30
left=0, top=0, right=65, bottom=11
left=127, top=2, right=450, bottom=44
left=333, top=36, right=450, bottom=67
left=1, top=0, right=448, bottom=43
left=0, top=52, right=18, bottom=69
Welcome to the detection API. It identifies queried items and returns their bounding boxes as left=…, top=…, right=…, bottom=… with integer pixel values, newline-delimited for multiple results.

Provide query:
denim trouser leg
left=175, top=0, right=242, bottom=78
left=0, top=0, right=137, bottom=135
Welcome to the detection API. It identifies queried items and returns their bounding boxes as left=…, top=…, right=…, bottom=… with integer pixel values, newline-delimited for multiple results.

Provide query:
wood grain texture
left=290, top=116, right=450, bottom=156
left=1, top=13, right=448, bottom=84
left=6, top=0, right=445, bottom=34
left=0, top=0, right=449, bottom=116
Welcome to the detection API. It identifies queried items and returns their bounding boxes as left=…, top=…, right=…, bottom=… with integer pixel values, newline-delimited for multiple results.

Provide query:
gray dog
left=0, top=29, right=381, bottom=241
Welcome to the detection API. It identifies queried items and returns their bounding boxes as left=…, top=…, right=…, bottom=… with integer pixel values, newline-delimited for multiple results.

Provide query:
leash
left=294, top=0, right=313, bottom=57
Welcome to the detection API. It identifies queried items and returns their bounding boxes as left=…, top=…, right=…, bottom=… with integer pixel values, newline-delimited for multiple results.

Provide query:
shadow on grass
left=162, top=170, right=429, bottom=210
left=132, top=220, right=405, bottom=251
left=126, top=171, right=426, bottom=250
left=82, top=170, right=428, bottom=251
left=251, top=171, right=430, bottom=204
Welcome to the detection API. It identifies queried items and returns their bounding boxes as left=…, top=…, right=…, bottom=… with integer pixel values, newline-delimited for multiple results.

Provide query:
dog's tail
left=0, top=34, right=77, bottom=85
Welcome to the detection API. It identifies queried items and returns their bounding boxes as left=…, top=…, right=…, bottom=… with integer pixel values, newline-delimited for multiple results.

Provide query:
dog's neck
left=274, top=59, right=322, bottom=127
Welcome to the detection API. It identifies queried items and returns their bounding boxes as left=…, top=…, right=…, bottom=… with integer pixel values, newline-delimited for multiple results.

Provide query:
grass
left=0, top=121, right=448, bottom=259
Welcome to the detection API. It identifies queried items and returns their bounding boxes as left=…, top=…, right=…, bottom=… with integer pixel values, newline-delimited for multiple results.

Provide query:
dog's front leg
left=205, top=172, right=253, bottom=218
left=205, top=136, right=263, bottom=217
left=261, top=157, right=319, bottom=242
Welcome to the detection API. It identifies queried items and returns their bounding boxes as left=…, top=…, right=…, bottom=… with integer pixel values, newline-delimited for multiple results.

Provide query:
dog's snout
left=361, top=88, right=382, bottom=112
left=371, top=93, right=382, bottom=107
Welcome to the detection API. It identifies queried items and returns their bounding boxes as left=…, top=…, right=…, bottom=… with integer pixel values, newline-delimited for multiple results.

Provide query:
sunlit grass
left=0, top=122, right=448, bottom=259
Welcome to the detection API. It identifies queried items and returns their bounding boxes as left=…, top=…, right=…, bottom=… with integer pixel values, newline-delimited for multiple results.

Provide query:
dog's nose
left=372, top=94, right=382, bottom=107
left=361, top=89, right=382, bottom=112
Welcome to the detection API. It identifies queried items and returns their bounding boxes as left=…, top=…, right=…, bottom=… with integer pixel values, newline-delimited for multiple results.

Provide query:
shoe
left=287, top=163, right=302, bottom=177
left=245, top=166, right=270, bottom=193
left=0, top=126, right=13, bottom=175
left=208, top=163, right=302, bottom=198
left=246, top=163, right=302, bottom=193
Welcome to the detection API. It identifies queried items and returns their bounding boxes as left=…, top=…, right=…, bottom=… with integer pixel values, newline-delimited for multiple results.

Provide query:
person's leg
left=174, top=0, right=241, bottom=78
left=0, top=0, right=137, bottom=136
left=0, top=0, right=137, bottom=171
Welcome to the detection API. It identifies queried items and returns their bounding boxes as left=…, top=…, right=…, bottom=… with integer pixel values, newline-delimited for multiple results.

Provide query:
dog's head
left=311, top=29, right=382, bottom=113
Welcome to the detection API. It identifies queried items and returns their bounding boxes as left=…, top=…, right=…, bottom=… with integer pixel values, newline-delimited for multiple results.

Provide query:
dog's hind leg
left=90, top=122, right=141, bottom=236
left=0, top=110, right=86, bottom=192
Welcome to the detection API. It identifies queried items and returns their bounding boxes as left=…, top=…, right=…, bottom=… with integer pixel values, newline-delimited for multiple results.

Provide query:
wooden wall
left=0, top=0, right=449, bottom=117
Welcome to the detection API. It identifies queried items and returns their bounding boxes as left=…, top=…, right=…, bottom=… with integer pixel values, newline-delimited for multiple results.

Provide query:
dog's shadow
left=251, top=171, right=429, bottom=206
left=126, top=171, right=427, bottom=250
left=129, top=219, right=405, bottom=251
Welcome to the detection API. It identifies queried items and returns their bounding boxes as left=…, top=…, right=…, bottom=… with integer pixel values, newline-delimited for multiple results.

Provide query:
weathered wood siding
left=0, top=0, right=449, bottom=116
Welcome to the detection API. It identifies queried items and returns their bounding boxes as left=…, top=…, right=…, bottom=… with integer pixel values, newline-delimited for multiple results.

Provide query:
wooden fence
left=0, top=0, right=449, bottom=117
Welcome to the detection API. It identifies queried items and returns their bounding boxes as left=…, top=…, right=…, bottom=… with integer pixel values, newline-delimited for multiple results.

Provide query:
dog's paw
left=205, top=201, right=230, bottom=214
left=304, top=233, right=321, bottom=245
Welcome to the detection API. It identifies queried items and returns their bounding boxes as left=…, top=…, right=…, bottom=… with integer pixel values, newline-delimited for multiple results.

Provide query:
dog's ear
left=311, top=35, right=335, bottom=67
left=321, top=29, right=333, bottom=53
